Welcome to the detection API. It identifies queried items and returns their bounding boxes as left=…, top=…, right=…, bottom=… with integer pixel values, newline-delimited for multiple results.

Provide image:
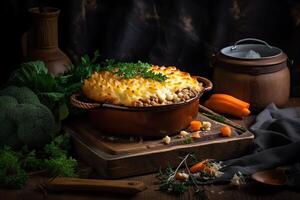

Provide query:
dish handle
left=70, top=93, right=102, bottom=110
left=193, top=76, right=213, bottom=92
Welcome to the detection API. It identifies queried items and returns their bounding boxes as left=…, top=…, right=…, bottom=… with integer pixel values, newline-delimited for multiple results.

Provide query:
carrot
left=190, top=120, right=202, bottom=131
left=210, top=94, right=250, bottom=109
left=190, top=159, right=208, bottom=173
left=220, top=126, right=232, bottom=137
left=204, top=98, right=250, bottom=118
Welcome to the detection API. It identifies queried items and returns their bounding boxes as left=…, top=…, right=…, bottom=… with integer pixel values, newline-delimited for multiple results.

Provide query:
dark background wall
left=1, top=0, right=300, bottom=95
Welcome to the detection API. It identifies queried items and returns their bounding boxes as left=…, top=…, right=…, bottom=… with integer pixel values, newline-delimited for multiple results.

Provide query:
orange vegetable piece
left=204, top=98, right=251, bottom=118
left=210, top=94, right=250, bottom=109
left=220, top=126, right=232, bottom=137
left=190, top=159, right=208, bottom=173
left=190, top=120, right=202, bottom=131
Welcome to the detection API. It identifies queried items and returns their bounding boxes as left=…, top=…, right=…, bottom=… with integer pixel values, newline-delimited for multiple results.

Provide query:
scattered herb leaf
left=183, top=136, right=193, bottom=144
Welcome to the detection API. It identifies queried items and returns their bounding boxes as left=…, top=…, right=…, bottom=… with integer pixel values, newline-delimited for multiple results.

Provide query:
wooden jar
left=213, top=38, right=290, bottom=112
left=22, top=7, right=71, bottom=76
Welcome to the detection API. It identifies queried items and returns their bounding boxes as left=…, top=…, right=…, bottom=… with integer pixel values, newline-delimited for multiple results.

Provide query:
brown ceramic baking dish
left=70, top=76, right=212, bottom=138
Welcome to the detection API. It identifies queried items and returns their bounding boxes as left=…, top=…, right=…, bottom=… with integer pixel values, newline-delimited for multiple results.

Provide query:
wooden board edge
left=66, top=126, right=254, bottom=160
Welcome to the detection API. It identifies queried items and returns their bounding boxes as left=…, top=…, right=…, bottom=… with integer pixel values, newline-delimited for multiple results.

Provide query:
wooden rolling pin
left=44, top=177, right=147, bottom=195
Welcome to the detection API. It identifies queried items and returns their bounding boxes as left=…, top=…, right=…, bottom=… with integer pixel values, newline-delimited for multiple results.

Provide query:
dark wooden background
left=1, top=0, right=300, bottom=96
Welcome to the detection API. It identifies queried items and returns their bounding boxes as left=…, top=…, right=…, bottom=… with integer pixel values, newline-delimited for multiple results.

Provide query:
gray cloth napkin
left=217, top=103, right=300, bottom=186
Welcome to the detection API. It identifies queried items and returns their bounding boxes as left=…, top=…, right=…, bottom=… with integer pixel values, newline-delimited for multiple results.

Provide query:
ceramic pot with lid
left=213, top=38, right=290, bottom=112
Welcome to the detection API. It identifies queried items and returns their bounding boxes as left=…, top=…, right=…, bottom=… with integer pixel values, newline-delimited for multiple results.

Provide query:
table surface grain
left=1, top=98, right=300, bottom=200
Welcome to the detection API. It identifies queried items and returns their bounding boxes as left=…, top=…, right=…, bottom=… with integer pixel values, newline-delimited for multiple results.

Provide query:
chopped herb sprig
left=103, top=60, right=167, bottom=82
left=156, top=154, right=212, bottom=199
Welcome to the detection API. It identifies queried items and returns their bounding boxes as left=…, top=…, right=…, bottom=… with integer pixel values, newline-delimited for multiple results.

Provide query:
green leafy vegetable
left=0, top=147, right=28, bottom=189
left=67, top=50, right=101, bottom=86
left=44, top=155, right=77, bottom=177
left=8, top=51, right=101, bottom=119
left=43, top=134, right=70, bottom=158
left=22, top=150, right=44, bottom=171
left=0, top=86, right=57, bottom=149
left=42, top=133, right=77, bottom=178
left=0, top=133, right=77, bottom=189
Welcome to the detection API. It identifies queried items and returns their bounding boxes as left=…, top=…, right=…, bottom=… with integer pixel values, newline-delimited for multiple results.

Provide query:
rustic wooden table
left=1, top=98, right=300, bottom=200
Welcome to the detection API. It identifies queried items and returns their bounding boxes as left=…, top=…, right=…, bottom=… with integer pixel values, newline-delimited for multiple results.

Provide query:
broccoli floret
left=0, top=87, right=57, bottom=149
left=7, top=104, right=57, bottom=149
left=0, top=96, right=18, bottom=110
left=0, top=86, right=40, bottom=105
left=0, top=111, right=20, bottom=148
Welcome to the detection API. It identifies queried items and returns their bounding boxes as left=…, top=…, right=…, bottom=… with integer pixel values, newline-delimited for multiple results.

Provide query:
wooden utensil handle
left=45, top=177, right=146, bottom=195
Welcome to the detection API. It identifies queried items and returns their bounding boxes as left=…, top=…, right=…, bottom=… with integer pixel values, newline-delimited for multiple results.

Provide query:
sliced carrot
left=210, top=94, right=250, bottom=109
left=220, top=126, right=232, bottom=137
left=190, top=159, right=208, bottom=173
left=204, top=99, right=251, bottom=118
left=190, top=120, right=202, bottom=131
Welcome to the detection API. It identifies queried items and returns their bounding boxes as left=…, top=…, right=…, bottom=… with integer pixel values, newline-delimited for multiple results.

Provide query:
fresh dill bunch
left=0, top=146, right=28, bottom=189
left=103, top=59, right=167, bottom=82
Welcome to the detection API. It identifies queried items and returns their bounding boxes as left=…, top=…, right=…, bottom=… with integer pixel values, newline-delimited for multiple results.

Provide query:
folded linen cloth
left=218, top=103, right=300, bottom=186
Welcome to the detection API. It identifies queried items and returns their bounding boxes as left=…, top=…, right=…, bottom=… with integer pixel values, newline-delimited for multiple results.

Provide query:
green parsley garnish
left=103, top=59, right=167, bottom=82
left=183, top=136, right=193, bottom=144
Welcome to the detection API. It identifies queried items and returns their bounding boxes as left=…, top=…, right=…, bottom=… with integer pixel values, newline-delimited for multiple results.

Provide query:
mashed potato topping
left=82, top=65, right=202, bottom=107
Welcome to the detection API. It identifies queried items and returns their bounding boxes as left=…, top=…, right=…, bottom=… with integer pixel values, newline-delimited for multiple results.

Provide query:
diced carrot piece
left=220, top=126, right=232, bottom=137
left=190, top=120, right=202, bottom=131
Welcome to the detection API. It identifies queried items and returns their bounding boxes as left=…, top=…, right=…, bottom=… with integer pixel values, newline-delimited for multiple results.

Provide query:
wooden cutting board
left=65, top=105, right=254, bottom=178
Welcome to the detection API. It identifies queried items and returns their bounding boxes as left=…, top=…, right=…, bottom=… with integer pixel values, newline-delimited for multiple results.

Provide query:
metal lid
left=220, top=38, right=283, bottom=59
left=214, top=38, right=288, bottom=75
